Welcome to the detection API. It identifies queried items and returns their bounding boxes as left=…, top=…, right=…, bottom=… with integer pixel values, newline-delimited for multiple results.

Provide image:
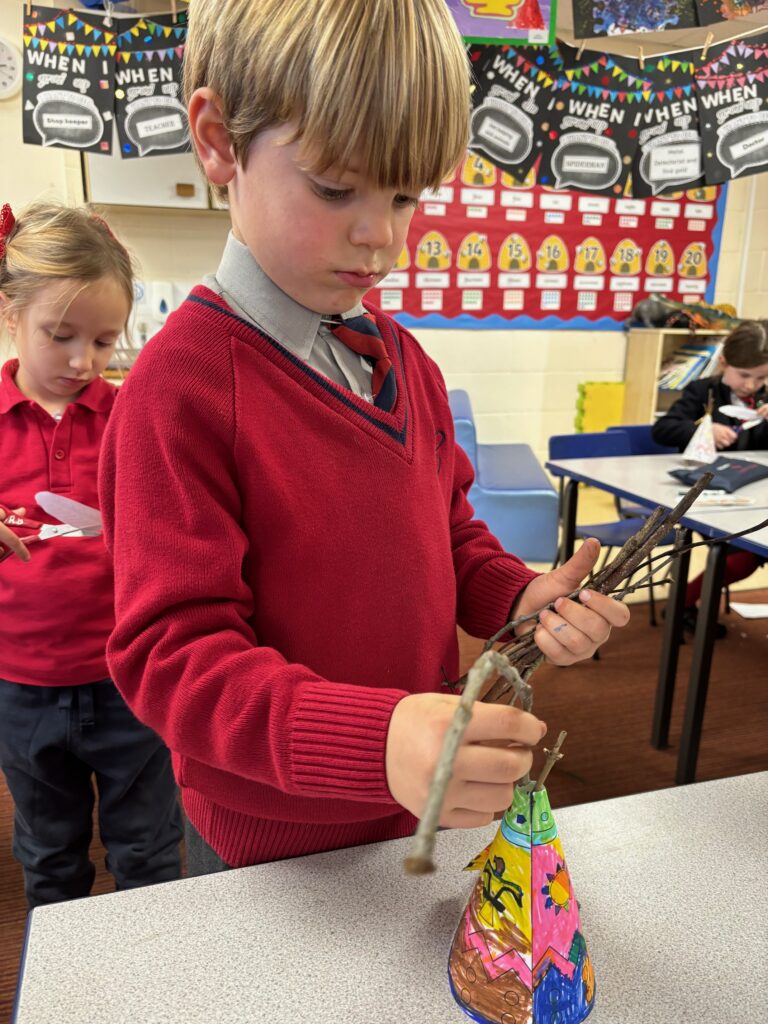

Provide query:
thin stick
left=534, top=731, right=567, bottom=791
left=404, top=651, right=527, bottom=875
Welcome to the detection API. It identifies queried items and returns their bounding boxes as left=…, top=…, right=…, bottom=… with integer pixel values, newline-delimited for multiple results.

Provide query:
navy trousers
left=0, top=678, right=183, bottom=908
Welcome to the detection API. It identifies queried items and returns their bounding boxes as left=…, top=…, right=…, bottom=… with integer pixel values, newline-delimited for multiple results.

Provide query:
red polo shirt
left=0, top=359, right=117, bottom=685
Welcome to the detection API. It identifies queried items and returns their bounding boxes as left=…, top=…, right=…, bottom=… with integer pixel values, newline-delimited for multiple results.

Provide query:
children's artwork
left=572, top=0, right=698, bottom=37
left=449, top=785, right=595, bottom=1024
left=469, top=45, right=562, bottom=182
left=696, top=0, right=768, bottom=25
left=537, top=57, right=641, bottom=196
left=446, top=0, right=556, bottom=46
left=114, top=19, right=189, bottom=159
left=696, top=33, right=768, bottom=184
left=21, top=5, right=188, bottom=158
left=682, top=414, right=717, bottom=462
left=22, top=6, right=116, bottom=154
left=629, top=57, right=705, bottom=197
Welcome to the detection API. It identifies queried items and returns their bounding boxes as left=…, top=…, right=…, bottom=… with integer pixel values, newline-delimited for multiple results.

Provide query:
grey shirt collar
left=209, top=233, right=365, bottom=360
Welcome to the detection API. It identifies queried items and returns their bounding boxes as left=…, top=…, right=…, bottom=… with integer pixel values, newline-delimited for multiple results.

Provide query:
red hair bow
left=0, top=203, right=16, bottom=262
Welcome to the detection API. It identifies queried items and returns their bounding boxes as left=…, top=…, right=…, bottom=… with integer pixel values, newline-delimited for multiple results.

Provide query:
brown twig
left=403, top=650, right=530, bottom=874
left=405, top=474, right=724, bottom=874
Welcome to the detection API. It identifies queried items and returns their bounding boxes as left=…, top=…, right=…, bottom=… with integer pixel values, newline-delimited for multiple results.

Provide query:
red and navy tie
left=327, top=313, right=396, bottom=411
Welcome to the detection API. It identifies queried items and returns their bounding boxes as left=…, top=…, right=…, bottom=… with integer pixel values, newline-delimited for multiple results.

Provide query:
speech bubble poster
left=537, top=56, right=639, bottom=195
left=446, top=0, right=556, bottom=46
left=696, top=33, right=768, bottom=184
left=114, top=34, right=189, bottom=159
left=22, top=6, right=116, bottom=154
left=628, top=56, right=705, bottom=197
left=572, top=0, right=698, bottom=37
left=469, top=45, right=563, bottom=182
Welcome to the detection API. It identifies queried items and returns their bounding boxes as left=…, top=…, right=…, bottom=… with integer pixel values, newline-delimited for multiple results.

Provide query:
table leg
left=560, top=479, right=578, bottom=564
left=675, top=542, right=728, bottom=786
left=651, top=528, right=691, bottom=749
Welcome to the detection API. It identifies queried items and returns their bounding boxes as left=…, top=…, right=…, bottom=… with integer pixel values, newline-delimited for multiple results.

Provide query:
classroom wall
left=1, top=1, right=766, bottom=458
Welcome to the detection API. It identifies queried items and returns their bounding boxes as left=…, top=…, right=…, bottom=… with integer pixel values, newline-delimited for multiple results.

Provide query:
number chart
left=367, top=153, right=726, bottom=330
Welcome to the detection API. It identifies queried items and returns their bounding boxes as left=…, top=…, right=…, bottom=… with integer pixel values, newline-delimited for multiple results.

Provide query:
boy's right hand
left=0, top=507, right=31, bottom=563
left=385, top=692, right=546, bottom=828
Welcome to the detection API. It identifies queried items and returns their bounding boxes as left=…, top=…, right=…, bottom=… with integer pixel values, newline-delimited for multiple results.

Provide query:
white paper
left=730, top=602, right=768, bottom=619
left=718, top=404, right=761, bottom=422
left=682, top=414, right=717, bottom=463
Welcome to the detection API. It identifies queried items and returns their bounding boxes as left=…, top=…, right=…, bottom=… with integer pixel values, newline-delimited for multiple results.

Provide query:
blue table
left=545, top=452, right=768, bottom=784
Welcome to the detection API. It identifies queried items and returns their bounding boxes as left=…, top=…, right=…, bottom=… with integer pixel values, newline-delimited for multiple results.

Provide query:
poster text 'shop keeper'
left=448, top=785, right=595, bottom=1024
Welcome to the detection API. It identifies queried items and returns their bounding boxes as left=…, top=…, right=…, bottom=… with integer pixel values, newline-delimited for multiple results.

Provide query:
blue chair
left=607, top=424, right=676, bottom=456
left=548, top=430, right=675, bottom=626
left=607, top=424, right=676, bottom=519
left=449, top=390, right=558, bottom=563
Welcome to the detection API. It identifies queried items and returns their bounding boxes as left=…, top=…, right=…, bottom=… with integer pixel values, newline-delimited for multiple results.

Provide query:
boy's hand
left=713, top=423, right=738, bottom=449
left=513, top=537, right=629, bottom=665
left=385, top=692, right=546, bottom=827
left=0, top=507, right=31, bottom=563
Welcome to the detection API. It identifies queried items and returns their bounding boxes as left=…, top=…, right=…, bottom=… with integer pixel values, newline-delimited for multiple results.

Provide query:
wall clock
left=0, top=36, right=22, bottom=101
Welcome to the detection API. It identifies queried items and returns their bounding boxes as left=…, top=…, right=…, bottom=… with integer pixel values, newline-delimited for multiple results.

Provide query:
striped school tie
left=327, top=313, right=397, bottom=410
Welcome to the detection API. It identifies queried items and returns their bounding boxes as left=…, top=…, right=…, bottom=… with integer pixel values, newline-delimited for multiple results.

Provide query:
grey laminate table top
left=545, top=451, right=768, bottom=557
left=13, top=772, right=767, bottom=1024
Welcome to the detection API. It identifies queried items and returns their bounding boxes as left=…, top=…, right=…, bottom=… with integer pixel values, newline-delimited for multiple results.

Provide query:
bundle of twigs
left=404, top=473, right=766, bottom=874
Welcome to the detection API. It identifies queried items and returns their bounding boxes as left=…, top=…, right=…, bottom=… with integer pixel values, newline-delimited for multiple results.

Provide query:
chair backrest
left=607, top=424, right=676, bottom=455
left=448, top=389, right=478, bottom=469
left=548, top=430, right=632, bottom=461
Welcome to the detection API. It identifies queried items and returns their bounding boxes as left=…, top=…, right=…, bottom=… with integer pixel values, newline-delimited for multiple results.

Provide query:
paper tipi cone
left=682, top=414, right=717, bottom=463
left=448, top=786, right=595, bottom=1024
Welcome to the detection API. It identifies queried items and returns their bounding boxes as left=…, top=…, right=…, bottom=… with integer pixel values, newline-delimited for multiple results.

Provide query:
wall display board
left=696, top=1, right=768, bottom=25
left=627, top=54, right=706, bottom=198
left=22, top=6, right=116, bottom=153
left=113, top=18, right=188, bottom=158
left=572, top=1, right=699, bottom=37
left=446, top=0, right=557, bottom=46
left=469, top=41, right=768, bottom=195
left=366, top=153, right=725, bottom=330
left=21, top=4, right=187, bottom=157
left=695, top=31, right=768, bottom=183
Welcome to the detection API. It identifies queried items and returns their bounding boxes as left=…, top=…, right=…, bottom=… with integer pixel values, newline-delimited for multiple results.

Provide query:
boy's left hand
left=512, top=538, right=629, bottom=665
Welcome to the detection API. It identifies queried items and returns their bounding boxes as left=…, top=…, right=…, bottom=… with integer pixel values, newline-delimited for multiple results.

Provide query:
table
left=545, top=453, right=768, bottom=784
left=13, top=773, right=767, bottom=1024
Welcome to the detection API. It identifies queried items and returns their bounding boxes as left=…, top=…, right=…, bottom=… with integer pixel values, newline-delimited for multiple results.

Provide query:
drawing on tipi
left=448, top=783, right=595, bottom=1024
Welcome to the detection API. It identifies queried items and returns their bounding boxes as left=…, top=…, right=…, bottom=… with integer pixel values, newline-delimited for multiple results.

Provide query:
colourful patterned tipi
left=448, top=786, right=595, bottom=1024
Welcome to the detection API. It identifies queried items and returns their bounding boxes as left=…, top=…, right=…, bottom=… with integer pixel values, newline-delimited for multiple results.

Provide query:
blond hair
left=184, top=0, right=470, bottom=203
left=0, top=202, right=134, bottom=325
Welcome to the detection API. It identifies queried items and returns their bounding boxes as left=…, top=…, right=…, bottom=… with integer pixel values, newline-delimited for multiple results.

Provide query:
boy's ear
left=188, top=88, right=238, bottom=187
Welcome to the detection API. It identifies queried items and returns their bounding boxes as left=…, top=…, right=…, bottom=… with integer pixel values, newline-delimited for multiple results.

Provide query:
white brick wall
left=715, top=176, right=768, bottom=318
left=418, top=329, right=625, bottom=460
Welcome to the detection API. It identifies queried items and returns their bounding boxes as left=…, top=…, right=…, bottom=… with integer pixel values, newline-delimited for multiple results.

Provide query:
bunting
left=23, top=5, right=116, bottom=154
left=470, top=38, right=768, bottom=195
left=21, top=4, right=188, bottom=159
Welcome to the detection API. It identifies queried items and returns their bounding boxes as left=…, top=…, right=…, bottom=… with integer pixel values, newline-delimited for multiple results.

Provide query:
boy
left=99, top=0, right=629, bottom=874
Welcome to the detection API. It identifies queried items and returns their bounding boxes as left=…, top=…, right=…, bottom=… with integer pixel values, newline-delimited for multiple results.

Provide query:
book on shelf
left=658, top=339, right=724, bottom=391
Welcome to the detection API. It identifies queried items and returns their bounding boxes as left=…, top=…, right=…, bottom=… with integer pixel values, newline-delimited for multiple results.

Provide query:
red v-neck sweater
left=99, top=287, right=536, bottom=866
